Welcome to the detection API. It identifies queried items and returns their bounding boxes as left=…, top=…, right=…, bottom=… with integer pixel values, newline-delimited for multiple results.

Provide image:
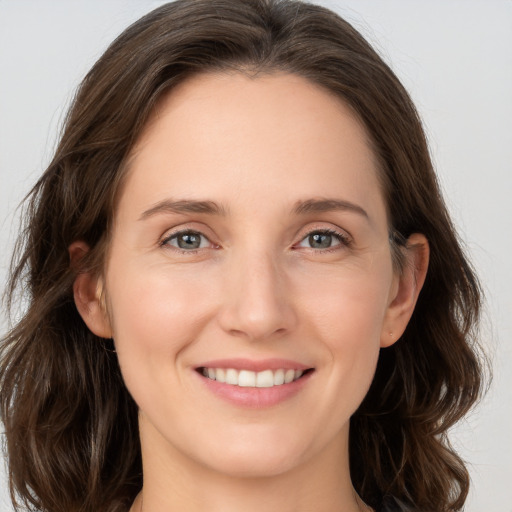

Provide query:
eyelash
left=294, top=229, right=352, bottom=253
left=160, top=227, right=352, bottom=254
left=160, top=229, right=215, bottom=253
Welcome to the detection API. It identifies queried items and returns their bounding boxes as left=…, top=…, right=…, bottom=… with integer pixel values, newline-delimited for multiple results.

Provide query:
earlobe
left=69, top=241, right=112, bottom=339
left=380, top=233, right=429, bottom=348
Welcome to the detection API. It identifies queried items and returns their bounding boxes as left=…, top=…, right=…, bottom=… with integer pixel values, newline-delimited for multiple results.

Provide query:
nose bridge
left=218, top=244, right=296, bottom=340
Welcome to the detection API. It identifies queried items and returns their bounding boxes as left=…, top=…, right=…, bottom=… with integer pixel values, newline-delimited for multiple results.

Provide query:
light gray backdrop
left=1, top=1, right=511, bottom=510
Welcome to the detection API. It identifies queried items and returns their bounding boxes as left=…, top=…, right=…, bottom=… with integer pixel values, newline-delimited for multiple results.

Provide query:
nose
left=217, top=249, right=297, bottom=341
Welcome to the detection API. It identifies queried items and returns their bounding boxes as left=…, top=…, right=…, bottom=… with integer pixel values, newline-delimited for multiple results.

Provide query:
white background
left=1, top=1, right=511, bottom=510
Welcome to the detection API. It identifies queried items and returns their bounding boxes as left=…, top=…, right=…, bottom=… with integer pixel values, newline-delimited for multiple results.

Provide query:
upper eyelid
left=161, top=230, right=213, bottom=249
left=294, top=229, right=351, bottom=250
left=295, top=223, right=353, bottom=243
left=160, top=224, right=215, bottom=243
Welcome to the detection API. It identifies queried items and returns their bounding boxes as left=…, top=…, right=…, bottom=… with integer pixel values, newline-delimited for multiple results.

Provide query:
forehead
left=120, top=72, right=385, bottom=224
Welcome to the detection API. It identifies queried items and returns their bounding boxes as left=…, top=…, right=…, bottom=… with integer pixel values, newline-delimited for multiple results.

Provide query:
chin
left=190, top=431, right=310, bottom=479
left=203, top=450, right=303, bottom=479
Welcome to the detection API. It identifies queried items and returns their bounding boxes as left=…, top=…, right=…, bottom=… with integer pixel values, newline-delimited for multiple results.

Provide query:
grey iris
left=178, top=232, right=202, bottom=249
left=309, top=233, right=332, bottom=249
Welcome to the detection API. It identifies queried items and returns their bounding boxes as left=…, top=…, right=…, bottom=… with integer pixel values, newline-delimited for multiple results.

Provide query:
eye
left=162, top=230, right=212, bottom=251
left=296, top=229, right=350, bottom=250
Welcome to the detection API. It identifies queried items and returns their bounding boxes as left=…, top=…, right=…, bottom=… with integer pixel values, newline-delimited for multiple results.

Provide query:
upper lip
left=196, top=358, right=312, bottom=372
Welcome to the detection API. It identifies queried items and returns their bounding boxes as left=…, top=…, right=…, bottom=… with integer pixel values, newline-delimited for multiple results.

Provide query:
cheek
left=296, top=264, right=391, bottom=393
left=106, top=262, right=216, bottom=387
left=297, top=261, right=392, bottom=342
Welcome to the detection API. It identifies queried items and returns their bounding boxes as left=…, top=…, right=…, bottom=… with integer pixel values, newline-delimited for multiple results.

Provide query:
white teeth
left=284, top=369, right=295, bottom=384
left=238, top=370, right=256, bottom=387
left=256, top=369, right=274, bottom=388
left=273, top=369, right=285, bottom=385
left=225, top=368, right=238, bottom=385
left=202, top=367, right=307, bottom=387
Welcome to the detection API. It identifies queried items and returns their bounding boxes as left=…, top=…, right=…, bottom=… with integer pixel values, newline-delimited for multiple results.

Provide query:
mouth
left=194, top=358, right=315, bottom=407
left=196, top=367, right=314, bottom=388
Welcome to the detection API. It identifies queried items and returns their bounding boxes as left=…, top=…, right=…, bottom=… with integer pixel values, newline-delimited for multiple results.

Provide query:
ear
left=380, top=233, right=429, bottom=348
left=69, top=241, right=112, bottom=339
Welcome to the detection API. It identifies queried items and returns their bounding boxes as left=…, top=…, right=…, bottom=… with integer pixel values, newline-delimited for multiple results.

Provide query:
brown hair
left=0, top=1, right=485, bottom=511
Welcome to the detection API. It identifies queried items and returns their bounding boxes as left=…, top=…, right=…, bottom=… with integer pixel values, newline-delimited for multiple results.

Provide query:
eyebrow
left=293, top=198, right=369, bottom=219
left=139, top=199, right=227, bottom=220
left=139, top=197, right=368, bottom=220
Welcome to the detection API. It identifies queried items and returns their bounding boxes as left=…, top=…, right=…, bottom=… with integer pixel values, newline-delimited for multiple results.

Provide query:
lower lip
left=196, top=371, right=313, bottom=409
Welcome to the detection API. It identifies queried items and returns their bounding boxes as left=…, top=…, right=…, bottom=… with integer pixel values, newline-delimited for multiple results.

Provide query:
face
left=88, top=73, right=407, bottom=478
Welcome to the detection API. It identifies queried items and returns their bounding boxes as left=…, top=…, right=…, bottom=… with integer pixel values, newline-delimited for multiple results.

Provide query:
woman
left=0, top=1, right=485, bottom=511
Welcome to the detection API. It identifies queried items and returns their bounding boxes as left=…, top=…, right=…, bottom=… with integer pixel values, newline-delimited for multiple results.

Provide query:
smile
left=194, top=358, right=314, bottom=408
left=200, top=367, right=305, bottom=387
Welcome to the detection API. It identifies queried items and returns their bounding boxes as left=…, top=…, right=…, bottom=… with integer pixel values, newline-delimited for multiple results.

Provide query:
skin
left=72, top=72, right=428, bottom=512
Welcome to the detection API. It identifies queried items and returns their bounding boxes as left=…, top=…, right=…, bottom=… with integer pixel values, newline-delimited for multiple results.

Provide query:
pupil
left=310, top=233, right=331, bottom=248
left=178, top=233, right=200, bottom=249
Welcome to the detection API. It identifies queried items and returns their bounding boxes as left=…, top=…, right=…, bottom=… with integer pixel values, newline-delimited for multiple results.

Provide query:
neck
left=135, top=418, right=369, bottom=512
